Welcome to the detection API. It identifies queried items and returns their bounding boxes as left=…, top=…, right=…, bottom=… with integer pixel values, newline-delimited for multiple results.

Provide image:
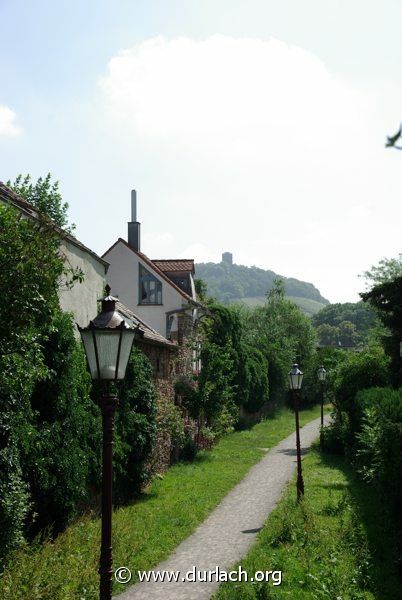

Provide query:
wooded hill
left=195, top=260, right=329, bottom=315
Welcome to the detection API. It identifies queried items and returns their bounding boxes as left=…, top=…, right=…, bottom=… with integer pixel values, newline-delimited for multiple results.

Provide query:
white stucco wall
left=104, top=241, right=186, bottom=336
left=58, top=239, right=107, bottom=333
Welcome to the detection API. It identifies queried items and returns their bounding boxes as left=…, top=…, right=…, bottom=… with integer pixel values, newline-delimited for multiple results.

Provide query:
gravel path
left=117, top=415, right=328, bottom=600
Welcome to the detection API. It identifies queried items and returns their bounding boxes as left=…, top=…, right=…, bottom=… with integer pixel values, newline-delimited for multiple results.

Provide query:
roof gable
left=103, top=238, right=199, bottom=305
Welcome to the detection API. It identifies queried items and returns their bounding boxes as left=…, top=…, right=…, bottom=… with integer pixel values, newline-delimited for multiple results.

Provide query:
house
left=102, top=190, right=202, bottom=344
left=1, top=180, right=198, bottom=469
left=0, top=181, right=108, bottom=331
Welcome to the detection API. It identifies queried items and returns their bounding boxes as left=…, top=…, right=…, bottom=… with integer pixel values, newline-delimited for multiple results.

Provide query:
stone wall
left=136, top=323, right=201, bottom=478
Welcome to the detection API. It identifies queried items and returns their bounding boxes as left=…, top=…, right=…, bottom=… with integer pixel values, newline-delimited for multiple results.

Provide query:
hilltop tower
left=222, top=252, right=233, bottom=266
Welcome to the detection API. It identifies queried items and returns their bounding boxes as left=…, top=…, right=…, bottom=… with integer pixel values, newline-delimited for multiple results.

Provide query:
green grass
left=214, top=448, right=401, bottom=600
left=0, top=405, right=326, bottom=600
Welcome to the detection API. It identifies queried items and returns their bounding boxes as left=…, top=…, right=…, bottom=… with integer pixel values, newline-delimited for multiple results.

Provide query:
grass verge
left=214, top=448, right=401, bottom=600
left=0, top=405, right=325, bottom=599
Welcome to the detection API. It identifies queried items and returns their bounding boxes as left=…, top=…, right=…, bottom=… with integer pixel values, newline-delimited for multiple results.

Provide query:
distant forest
left=312, top=301, right=377, bottom=346
left=195, top=260, right=329, bottom=305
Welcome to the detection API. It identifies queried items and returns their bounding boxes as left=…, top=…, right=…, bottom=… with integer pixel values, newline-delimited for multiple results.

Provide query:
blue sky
left=1, top=0, right=402, bottom=302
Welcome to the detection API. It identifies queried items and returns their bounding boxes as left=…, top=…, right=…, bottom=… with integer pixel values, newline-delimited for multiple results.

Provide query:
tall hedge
left=344, top=387, right=402, bottom=566
left=22, top=310, right=100, bottom=536
left=113, top=347, right=157, bottom=504
left=0, top=202, right=64, bottom=565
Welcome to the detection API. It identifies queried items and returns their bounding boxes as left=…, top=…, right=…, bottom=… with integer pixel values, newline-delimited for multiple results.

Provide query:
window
left=166, top=314, right=175, bottom=339
left=139, top=264, right=162, bottom=304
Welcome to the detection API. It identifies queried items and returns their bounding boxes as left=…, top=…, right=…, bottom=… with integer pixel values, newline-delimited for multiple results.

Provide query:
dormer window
left=139, top=264, right=162, bottom=305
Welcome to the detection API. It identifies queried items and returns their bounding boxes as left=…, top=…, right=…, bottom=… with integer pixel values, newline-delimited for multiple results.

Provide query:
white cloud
left=100, top=35, right=366, bottom=155
left=0, top=105, right=22, bottom=136
left=178, top=243, right=218, bottom=263
left=98, top=36, right=400, bottom=302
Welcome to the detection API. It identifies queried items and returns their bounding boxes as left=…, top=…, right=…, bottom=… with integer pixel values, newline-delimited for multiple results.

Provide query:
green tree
left=0, top=203, right=63, bottom=361
left=361, top=254, right=402, bottom=288
left=312, top=301, right=376, bottom=342
left=316, top=323, right=340, bottom=346
left=0, top=202, right=65, bottom=564
left=7, top=173, right=74, bottom=231
left=361, top=275, right=402, bottom=387
left=338, top=320, right=359, bottom=346
left=194, top=278, right=208, bottom=302
left=196, top=302, right=238, bottom=430
left=244, top=279, right=316, bottom=403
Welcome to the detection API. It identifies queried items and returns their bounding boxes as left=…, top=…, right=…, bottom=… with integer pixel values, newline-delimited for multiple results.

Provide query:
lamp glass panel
left=317, top=367, right=327, bottom=382
left=94, top=331, right=122, bottom=380
left=116, top=330, right=136, bottom=379
left=80, top=330, right=99, bottom=378
left=297, top=372, right=304, bottom=389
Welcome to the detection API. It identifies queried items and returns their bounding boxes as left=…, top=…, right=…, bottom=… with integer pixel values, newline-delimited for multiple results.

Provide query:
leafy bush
left=196, top=302, right=237, bottom=430
left=113, top=347, right=157, bottom=504
left=180, top=436, right=198, bottom=461
left=0, top=202, right=64, bottom=563
left=234, top=342, right=269, bottom=413
left=324, top=382, right=402, bottom=568
left=321, top=416, right=350, bottom=455
left=332, top=348, right=390, bottom=433
left=21, top=311, right=99, bottom=536
left=0, top=442, right=31, bottom=568
left=354, top=387, right=402, bottom=498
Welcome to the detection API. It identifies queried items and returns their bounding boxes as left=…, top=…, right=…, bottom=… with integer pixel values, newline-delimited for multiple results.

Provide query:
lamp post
left=317, top=365, right=327, bottom=450
left=79, top=285, right=136, bottom=600
left=288, top=363, right=304, bottom=502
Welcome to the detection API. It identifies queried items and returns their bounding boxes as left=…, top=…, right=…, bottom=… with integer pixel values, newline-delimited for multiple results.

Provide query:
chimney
left=127, top=189, right=141, bottom=251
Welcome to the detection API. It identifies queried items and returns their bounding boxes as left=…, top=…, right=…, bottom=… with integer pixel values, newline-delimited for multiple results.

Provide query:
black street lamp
left=79, top=285, right=136, bottom=600
left=317, top=365, right=327, bottom=450
left=288, top=363, right=305, bottom=502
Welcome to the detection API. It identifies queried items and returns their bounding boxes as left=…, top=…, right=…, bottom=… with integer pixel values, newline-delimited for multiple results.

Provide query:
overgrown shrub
left=321, top=416, right=350, bottom=455
left=0, top=442, right=31, bottom=568
left=113, top=347, right=157, bottom=504
left=234, top=342, right=269, bottom=413
left=354, top=388, right=402, bottom=504
left=0, top=202, right=64, bottom=563
left=324, top=381, right=402, bottom=568
left=180, top=436, right=198, bottom=461
left=332, top=348, right=390, bottom=433
left=22, top=311, right=99, bottom=535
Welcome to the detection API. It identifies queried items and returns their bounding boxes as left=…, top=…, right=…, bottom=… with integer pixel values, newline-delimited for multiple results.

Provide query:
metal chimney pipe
left=131, top=190, right=137, bottom=222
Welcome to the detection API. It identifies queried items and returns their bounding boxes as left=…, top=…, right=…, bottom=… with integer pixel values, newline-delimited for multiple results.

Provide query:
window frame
left=138, top=264, right=163, bottom=305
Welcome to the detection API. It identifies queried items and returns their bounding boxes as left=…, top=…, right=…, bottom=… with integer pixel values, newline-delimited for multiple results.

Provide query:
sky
left=1, top=0, right=402, bottom=303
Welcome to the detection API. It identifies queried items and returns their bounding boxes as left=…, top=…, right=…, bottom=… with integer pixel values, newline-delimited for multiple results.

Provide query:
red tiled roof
left=152, top=259, right=194, bottom=274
